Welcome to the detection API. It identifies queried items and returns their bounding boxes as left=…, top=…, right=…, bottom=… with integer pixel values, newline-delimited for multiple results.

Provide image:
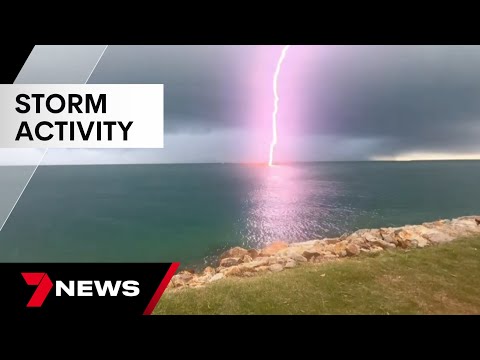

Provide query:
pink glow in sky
left=269, top=45, right=291, bottom=166
left=242, top=45, right=316, bottom=164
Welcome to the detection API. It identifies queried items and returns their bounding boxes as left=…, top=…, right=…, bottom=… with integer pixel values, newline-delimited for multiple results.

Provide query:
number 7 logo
left=21, top=273, right=53, bottom=307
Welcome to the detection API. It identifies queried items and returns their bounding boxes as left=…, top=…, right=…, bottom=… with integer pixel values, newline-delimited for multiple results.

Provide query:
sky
left=3, top=45, right=480, bottom=165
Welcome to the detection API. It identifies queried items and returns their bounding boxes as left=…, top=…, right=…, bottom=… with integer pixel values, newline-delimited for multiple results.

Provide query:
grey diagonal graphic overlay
left=0, top=45, right=109, bottom=232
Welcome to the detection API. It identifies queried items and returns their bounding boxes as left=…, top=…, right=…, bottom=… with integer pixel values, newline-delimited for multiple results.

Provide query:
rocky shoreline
left=168, top=216, right=480, bottom=290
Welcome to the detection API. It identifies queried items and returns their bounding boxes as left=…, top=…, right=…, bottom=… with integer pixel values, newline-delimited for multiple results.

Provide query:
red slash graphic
left=21, top=273, right=53, bottom=307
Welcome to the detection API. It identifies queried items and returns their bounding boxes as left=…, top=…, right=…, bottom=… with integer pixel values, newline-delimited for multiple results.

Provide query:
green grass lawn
left=155, top=235, right=480, bottom=315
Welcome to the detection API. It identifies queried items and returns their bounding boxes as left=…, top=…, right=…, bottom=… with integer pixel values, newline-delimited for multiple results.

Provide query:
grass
left=154, top=235, right=480, bottom=315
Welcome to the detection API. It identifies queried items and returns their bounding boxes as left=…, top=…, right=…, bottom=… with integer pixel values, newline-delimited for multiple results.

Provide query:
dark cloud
left=90, top=45, right=480, bottom=161
left=303, top=45, right=480, bottom=156
left=90, top=45, right=250, bottom=133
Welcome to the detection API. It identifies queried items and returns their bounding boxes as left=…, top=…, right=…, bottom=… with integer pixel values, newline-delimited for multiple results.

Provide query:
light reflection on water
left=238, top=164, right=360, bottom=249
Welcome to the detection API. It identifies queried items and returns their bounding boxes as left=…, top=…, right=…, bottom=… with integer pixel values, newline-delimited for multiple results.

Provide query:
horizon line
left=1, top=159, right=480, bottom=167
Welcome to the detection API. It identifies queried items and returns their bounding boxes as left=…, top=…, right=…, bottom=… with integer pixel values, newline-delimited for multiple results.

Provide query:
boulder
left=255, top=266, right=270, bottom=273
left=203, top=266, right=216, bottom=276
left=242, top=255, right=253, bottom=263
left=370, top=246, right=384, bottom=254
left=363, top=231, right=383, bottom=243
left=248, top=249, right=260, bottom=259
left=260, top=241, right=289, bottom=256
left=475, top=218, right=480, bottom=226
left=171, top=273, right=193, bottom=288
left=324, top=238, right=341, bottom=244
left=220, top=247, right=249, bottom=260
left=290, top=239, right=321, bottom=248
left=415, top=236, right=430, bottom=248
left=302, top=245, right=324, bottom=260
left=269, top=264, right=284, bottom=272
left=285, top=260, right=297, bottom=269
left=346, top=243, right=360, bottom=256
left=345, top=234, right=369, bottom=248
left=423, top=231, right=453, bottom=244
left=379, top=228, right=399, bottom=245
left=243, top=257, right=270, bottom=269
left=223, top=266, right=244, bottom=277
left=220, top=257, right=241, bottom=267
left=396, top=238, right=409, bottom=249
left=303, top=250, right=319, bottom=260
left=331, top=241, right=349, bottom=256
left=371, top=239, right=396, bottom=250
left=176, top=272, right=194, bottom=282
left=290, top=254, right=308, bottom=263
left=195, top=275, right=212, bottom=284
left=209, top=273, right=224, bottom=282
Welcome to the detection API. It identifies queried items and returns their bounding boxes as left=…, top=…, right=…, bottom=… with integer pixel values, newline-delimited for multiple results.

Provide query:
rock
left=242, top=255, right=253, bottom=263
left=380, top=228, right=399, bottom=245
left=396, top=236, right=411, bottom=249
left=290, top=254, right=308, bottom=263
left=290, top=239, right=321, bottom=248
left=243, top=257, right=270, bottom=269
left=248, top=249, right=259, bottom=259
left=209, top=273, right=224, bottom=282
left=243, top=271, right=255, bottom=277
left=423, top=232, right=453, bottom=244
left=395, top=228, right=431, bottom=249
left=220, top=257, right=241, bottom=267
left=260, top=241, right=289, bottom=256
left=476, top=218, right=480, bottom=226
left=303, top=250, right=319, bottom=260
left=255, top=266, right=270, bottom=273
left=346, top=234, right=368, bottom=248
left=346, top=243, right=360, bottom=256
left=370, top=246, right=384, bottom=254
left=331, top=241, right=349, bottom=256
left=416, top=237, right=430, bottom=248
left=223, top=266, right=244, bottom=277
left=220, top=247, right=249, bottom=260
left=361, top=230, right=396, bottom=249
left=171, top=273, right=194, bottom=288
left=170, top=276, right=182, bottom=288
left=203, top=266, right=216, bottom=276
left=268, top=257, right=280, bottom=265
left=195, top=275, right=212, bottom=284
left=269, top=264, right=284, bottom=272
left=372, top=239, right=396, bottom=250
left=268, top=257, right=288, bottom=266
left=363, top=231, right=383, bottom=243
left=177, top=272, right=194, bottom=282
left=324, top=238, right=341, bottom=244
left=302, top=245, right=324, bottom=260
left=285, top=260, right=296, bottom=269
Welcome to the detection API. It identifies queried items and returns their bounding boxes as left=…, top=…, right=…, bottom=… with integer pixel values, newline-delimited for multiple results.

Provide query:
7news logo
left=22, top=272, right=140, bottom=307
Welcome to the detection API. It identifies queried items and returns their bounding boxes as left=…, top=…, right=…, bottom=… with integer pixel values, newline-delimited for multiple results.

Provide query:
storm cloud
left=303, top=45, right=480, bottom=158
left=3, top=45, right=480, bottom=165
left=88, top=45, right=480, bottom=162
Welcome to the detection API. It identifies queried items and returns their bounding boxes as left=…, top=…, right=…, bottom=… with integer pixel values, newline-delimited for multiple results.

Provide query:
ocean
left=0, top=161, right=479, bottom=268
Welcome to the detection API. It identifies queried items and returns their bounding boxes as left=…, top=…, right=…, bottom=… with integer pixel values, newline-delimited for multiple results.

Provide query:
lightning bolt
left=268, top=45, right=291, bottom=167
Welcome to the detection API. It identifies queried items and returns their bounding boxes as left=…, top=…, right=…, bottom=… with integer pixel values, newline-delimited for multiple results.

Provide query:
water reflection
left=239, top=164, right=350, bottom=248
